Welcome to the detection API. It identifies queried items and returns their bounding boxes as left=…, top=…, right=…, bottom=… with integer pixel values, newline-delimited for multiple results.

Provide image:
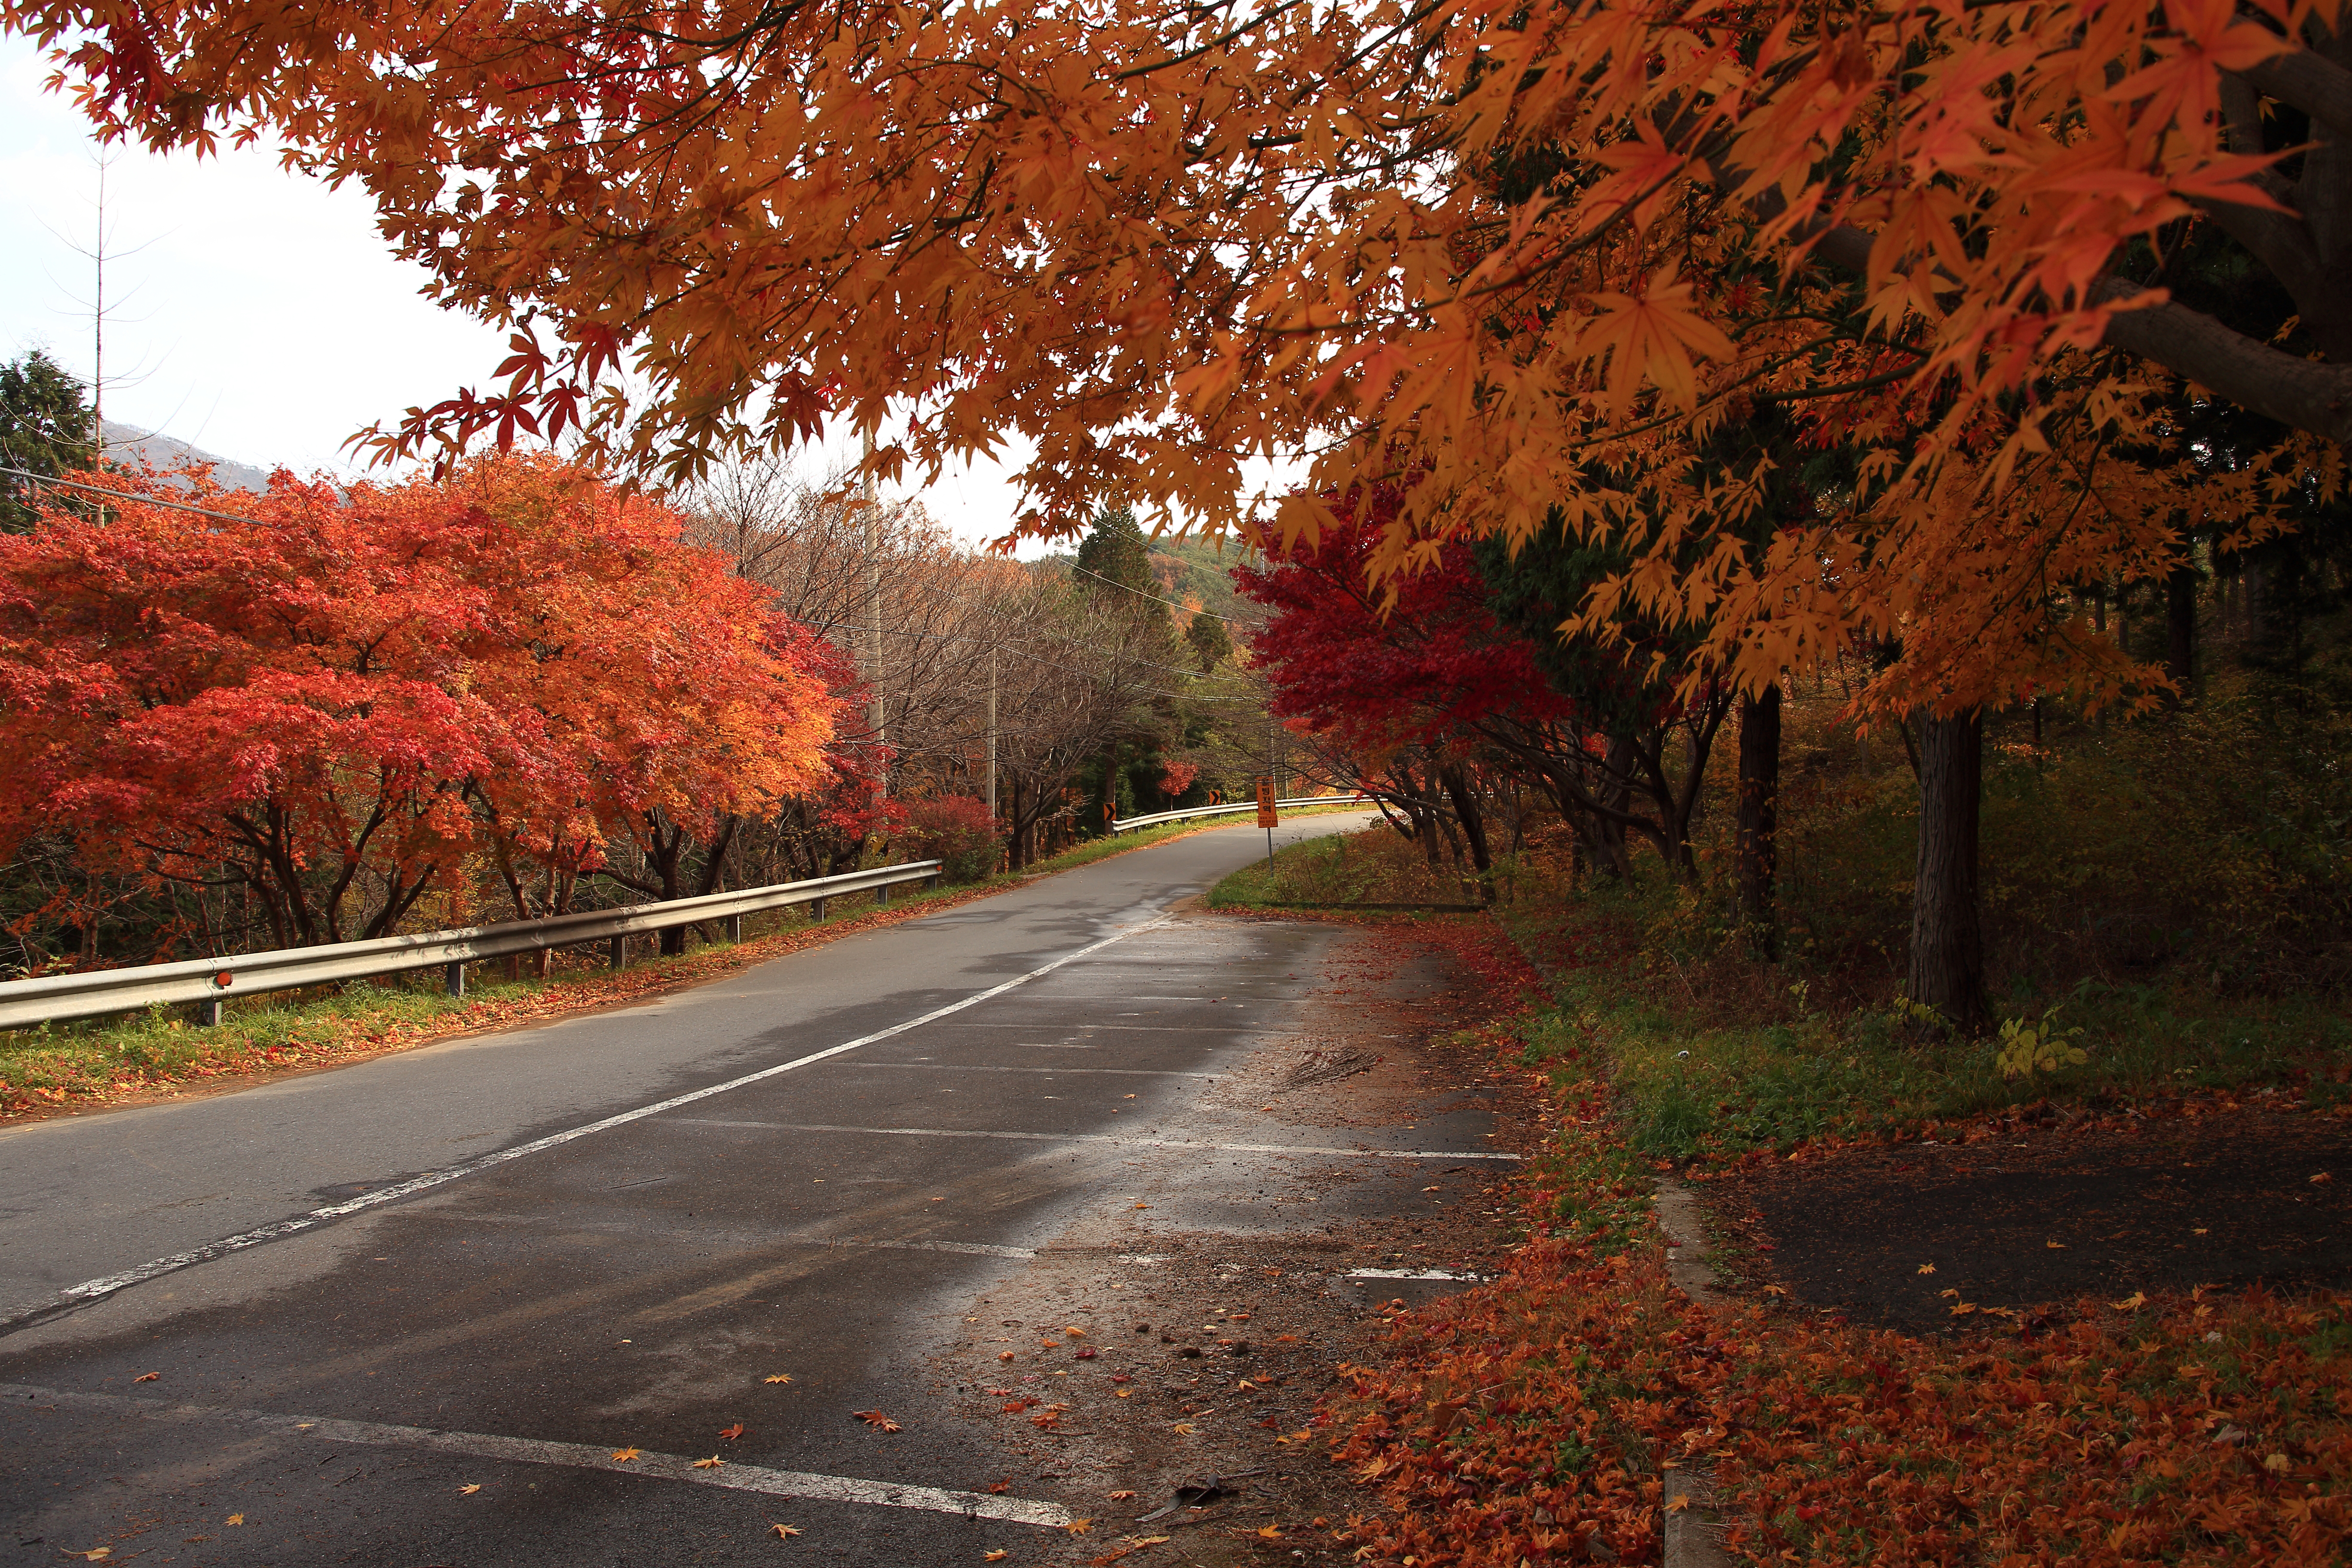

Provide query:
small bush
left=901, top=794, right=1005, bottom=883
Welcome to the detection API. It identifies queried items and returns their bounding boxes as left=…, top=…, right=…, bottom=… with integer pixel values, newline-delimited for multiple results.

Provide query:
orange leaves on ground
left=769, top=1523, right=801, bottom=1539
left=692, top=1456, right=724, bottom=1470
left=984, top=1553, right=1008, bottom=1562
left=1322, top=1000, right=2352, bottom=1568
left=763, top=1374, right=793, bottom=1385
left=132, top=1372, right=158, bottom=1382
left=610, top=1447, right=640, bottom=1462
left=719, top=1424, right=745, bottom=1440
left=852, top=1411, right=902, bottom=1433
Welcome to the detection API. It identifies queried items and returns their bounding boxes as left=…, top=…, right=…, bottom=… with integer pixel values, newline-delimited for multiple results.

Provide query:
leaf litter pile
left=1314, top=938, right=2350, bottom=1565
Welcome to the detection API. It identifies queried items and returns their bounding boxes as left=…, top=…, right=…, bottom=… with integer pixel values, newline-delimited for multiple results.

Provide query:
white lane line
left=1349, top=1268, right=1486, bottom=1281
left=851, top=1238, right=1036, bottom=1260
left=2, top=916, right=1174, bottom=1333
left=0, top=1381, right=1069, bottom=1528
left=671, top=1120, right=1522, bottom=1162
left=826, top=1062, right=1215, bottom=1078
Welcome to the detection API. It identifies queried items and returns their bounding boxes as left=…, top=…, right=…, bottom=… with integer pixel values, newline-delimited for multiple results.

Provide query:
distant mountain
left=100, top=421, right=275, bottom=495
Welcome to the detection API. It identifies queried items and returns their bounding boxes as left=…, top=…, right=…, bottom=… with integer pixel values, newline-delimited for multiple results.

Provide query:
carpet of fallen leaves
left=1321, top=982, right=2352, bottom=1565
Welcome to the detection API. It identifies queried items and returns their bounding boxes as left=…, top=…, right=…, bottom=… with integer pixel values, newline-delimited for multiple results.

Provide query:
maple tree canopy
left=0, top=454, right=838, bottom=945
left=9, top=0, right=2347, bottom=707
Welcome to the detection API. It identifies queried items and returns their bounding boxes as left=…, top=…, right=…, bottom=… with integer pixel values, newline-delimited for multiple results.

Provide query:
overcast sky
left=0, top=33, right=1051, bottom=552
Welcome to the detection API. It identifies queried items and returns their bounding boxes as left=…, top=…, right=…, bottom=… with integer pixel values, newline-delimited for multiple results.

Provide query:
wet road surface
left=0, top=816, right=1516, bottom=1565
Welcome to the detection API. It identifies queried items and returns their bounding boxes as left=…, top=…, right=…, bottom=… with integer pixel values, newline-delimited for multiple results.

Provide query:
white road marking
left=0, top=1381, right=1070, bottom=1528
left=826, top=1062, right=1214, bottom=1078
left=1, top=916, right=1175, bottom=1333
left=1348, top=1268, right=1487, bottom=1281
left=672, top=1120, right=1522, bottom=1162
left=848, top=1238, right=1036, bottom=1260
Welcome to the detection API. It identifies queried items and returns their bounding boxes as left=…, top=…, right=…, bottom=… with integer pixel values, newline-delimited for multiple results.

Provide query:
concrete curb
left=1654, top=1178, right=1735, bottom=1568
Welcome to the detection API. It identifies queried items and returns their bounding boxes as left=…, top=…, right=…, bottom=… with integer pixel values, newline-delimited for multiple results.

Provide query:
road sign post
left=1256, top=775, right=1278, bottom=869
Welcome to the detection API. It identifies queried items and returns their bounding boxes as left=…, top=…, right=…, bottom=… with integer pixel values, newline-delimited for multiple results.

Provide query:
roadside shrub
left=902, top=794, right=1004, bottom=883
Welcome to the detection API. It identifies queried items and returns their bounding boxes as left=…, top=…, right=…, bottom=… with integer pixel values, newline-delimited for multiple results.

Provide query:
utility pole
left=863, top=429, right=885, bottom=796
left=92, top=150, right=105, bottom=445
left=986, top=645, right=998, bottom=820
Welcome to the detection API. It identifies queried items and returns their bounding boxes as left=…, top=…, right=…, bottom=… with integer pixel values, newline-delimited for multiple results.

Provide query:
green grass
left=1207, top=818, right=1476, bottom=909
left=0, top=810, right=1341, bottom=1114
left=1501, top=884, right=2352, bottom=1162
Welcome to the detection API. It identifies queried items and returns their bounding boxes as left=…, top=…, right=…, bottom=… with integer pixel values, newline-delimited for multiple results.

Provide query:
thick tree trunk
left=1438, top=764, right=1492, bottom=891
left=1735, top=685, right=1782, bottom=959
left=1908, top=708, right=1987, bottom=1031
left=2166, top=550, right=2198, bottom=699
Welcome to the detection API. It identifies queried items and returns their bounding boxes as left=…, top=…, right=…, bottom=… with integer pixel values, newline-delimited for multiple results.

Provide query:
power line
left=0, top=463, right=260, bottom=526
left=1066, top=559, right=1265, bottom=626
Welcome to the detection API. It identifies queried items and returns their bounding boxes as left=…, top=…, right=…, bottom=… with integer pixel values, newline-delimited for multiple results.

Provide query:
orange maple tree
left=0, top=453, right=836, bottom=947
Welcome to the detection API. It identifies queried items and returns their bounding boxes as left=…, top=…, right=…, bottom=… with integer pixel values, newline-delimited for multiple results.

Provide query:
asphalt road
left=0, top=813, right=1511, bottom=1566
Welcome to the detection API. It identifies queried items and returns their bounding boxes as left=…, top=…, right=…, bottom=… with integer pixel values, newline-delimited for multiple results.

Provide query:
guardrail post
left=812, top=897, right=826, bottom=921
left=877, top=881, right=891, bottom=906
left=445, top=960, right=466, bottom=999
left=727, top=913, right=743, bottom=944
left=195, top=996, right=222, bottom=1027
left=609, top=934, right=628, bottom=969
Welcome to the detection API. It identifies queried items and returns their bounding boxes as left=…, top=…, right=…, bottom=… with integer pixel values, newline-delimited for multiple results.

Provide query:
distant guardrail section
left=0, top=861, right=943, bottom=1032
left=1109, top=795, right=1366, bottom=835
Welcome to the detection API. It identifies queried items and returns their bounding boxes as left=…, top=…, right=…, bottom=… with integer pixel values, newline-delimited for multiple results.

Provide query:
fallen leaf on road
left=66, top=1549, right=109, bottom=1561
left=2114, top=1290, right=2148, bottom=1310
left=1132, top=1203, right=1149, bottom=1210
left=1065, top=1518, right=1093, bottom=1535
left=1116, top=1387, right=1132, bottom=1398
left=133, top=1372, right=159, bottom=1383
left=1667, top=1493, right=1691, bottom=1513
left=764, top=1374, right=793, bottom=1385
left=459, top=1484, right=482, bottom=1494
left=854, top=1410, right=902, bottom=1432
left=1065, top=1326, right=1087, bottom=1337
left=2313, top=1172, right=2333, bottom=1184
left=720, top=1424, right=746, bottom=1441
left=1003, top=1399, right=1038, bottom=1413
left=1109, top=1490, right=1136, bottom=1501
left=1917, top=1264, right=1935, bottom=1275
left=988, top=1481, right=1011, bottom=1494
left=1274, top=1334, right=1298, bottom=1343
left=224, top=1516, right=243, bottom=1527
left=2046, top=1240, right=2067, bottom=1250
left=770, top=1523, right=801, bottom=1539
left=1761, top=1284, right=1786, bottom=1297
left=1422, top=1186, right=1440, bottom=1193
left=1280, top=1429, right=1313, bottom=1443
left=612, top=1448, right=641, bottom=1461
left=998, top=1351, right=1017, bottom=1362
left=1172, top=1423, right=1196, bottom=1434
left=985, top=1553, right=1008, bottom=1562
left=1075, top=1348, right=1098, bottom=1359
left=1257, top=1525, right=1285, bottom=1539
left=694, top=1456, right=725, bottom=1469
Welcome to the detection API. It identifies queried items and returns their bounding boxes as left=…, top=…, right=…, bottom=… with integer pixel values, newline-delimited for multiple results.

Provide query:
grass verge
left=1502, top=884, right=2352, bottom=1165
left=0, top=810, right=1305, bottom=1121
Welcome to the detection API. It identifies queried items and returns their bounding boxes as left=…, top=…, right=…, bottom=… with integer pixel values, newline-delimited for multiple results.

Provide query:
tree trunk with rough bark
left=1735, top=685, right=1782, bottom=959
left=1908, top=708, right=1987, bottom=1031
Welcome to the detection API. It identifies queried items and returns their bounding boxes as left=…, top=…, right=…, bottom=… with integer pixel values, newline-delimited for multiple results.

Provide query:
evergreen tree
left=0, top=350, right=99, bottom=533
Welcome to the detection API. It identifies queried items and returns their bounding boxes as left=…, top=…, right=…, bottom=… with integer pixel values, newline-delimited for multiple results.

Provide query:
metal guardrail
left=1109, top=795, right=1366, bottom=834
left=0, top=860, right=943, bottom=1032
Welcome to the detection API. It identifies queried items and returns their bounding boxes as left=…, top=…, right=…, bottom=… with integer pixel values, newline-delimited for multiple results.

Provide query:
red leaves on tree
left=0, top=453, right=837, bottom=947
